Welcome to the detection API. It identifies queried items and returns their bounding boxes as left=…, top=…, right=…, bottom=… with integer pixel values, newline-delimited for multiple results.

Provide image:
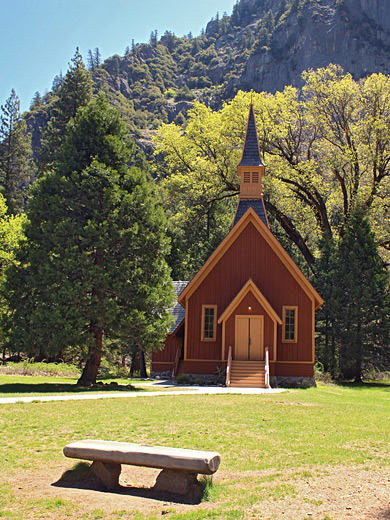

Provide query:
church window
left=201, top=305, right=217, bottom=341
left=282, top=306, right=298, bottom=342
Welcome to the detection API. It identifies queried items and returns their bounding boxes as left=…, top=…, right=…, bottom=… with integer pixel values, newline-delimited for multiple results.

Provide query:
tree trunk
left=77, top=327, right=103, bottom=385
left=129, top=352, right=140, bottom=378
left=354, top=359, right=363, bottom=384
left=138, top=344, right=148, bottom=378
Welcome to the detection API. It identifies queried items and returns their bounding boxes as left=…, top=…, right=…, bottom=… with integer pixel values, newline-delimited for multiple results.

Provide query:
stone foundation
left=151, top=370, right=172, bottom=379
left=270, top=376, right=316, bottom=388
left=151, top=372, right=225, bottom=386
left=153, top=372, right=316, bottom=388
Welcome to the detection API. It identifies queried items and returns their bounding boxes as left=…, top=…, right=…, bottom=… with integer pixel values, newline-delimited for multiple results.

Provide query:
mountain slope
left=25, top=0, right=390, bottom=155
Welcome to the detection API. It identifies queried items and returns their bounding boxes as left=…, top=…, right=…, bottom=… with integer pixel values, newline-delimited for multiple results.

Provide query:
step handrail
left=226, top=345, right=232, bottom=387
left=265, top=347, right=270, bottom=388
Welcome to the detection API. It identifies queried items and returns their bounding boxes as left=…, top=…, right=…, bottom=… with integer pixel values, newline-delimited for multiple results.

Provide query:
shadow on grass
left=0, top=382, right=143, bottom=395
left=53, top=462, right=202, bottom=505
left=338, top=380, right=390, bottom=390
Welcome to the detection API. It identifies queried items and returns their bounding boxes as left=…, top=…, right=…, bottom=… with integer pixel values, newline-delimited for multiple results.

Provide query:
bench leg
left=154, top=469, right=199, bottom=495
left=91, top=461, right=121, bottom=490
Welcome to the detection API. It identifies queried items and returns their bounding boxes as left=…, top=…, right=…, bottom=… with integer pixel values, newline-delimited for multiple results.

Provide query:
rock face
left=24, top=0, right=390, bottom=157
left=239, top=0, right=390, bottom=93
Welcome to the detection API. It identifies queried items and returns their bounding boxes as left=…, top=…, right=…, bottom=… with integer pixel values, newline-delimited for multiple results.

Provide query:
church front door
left=235, top=315, right=264, bottom=360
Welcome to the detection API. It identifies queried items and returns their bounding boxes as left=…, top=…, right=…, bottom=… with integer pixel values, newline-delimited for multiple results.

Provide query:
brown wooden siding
left=224, top=292, right=275, bottom=360
left=152, top=362, right=174, bottom=372
left=273, top=362, right=314, bottom=377
left=186, top=222, right=313, bottom=363
left=152, top=332, right=182, bottom=364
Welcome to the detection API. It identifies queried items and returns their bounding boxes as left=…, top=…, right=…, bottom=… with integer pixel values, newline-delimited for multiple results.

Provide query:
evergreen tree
left=87, top=49, right=95, bottom=70
left=6, top=97, right=174, bottom=384
left=0, top=89, right=33, bottom=213
left=52, top=71, right=64, bottom=92
left=93, top=47, right=102, bottom=68
left=39, top=49, right=93, bottom=173
left=315, top=235, right=340, bottom=378
left=29, top=91, right=43, bottom=110
left=334, top=209, right=390, bottom=381
left=88, top=48, right=102, bottom=70
left=149, top=30, right=158, bottom=46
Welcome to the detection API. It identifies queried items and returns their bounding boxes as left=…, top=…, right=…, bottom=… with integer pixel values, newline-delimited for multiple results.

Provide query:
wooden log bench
left=63, top=439, right=221, bottom=494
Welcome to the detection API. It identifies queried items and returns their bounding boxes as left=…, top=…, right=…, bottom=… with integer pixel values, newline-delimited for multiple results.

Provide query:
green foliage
left=155, top=70, right=390, bottom=274
left=334, top=209, right=390, bottom=381
left=316, top=209, right=390, bottom=380
left=5, top=97, right=174, bottom=384
left=0, top=194, right=25, bottom=349
left=0, top=360, right=80, bottom=377
left=39, top=48, right=93, bottom=172
left=314, top=235, right=340, bottom=378
left=0, top=89, right=33, bottom=213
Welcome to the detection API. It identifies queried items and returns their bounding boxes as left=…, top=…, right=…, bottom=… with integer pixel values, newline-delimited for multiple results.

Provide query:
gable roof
left=168, top=281, right=189, bottom=333
left=233, top=198, right=268, bottom=227
left=218, top=278, right=282, bottom=325
left=238, top=104, right=264, bottom=167
left=178, top=207, right=323, bottom=310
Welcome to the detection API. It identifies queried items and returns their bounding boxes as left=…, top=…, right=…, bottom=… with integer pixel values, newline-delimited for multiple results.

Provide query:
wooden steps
left=228, top=360, right=267, bottom=388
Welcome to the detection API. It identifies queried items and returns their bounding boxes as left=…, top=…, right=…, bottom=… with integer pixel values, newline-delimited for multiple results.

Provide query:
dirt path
left=3, top=465, right=389, bottom=519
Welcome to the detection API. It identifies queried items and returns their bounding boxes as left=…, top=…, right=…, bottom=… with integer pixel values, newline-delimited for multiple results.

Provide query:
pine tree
left=29, top=92, right=43, bottom=110
left=52, top=71, right=63, bottom=92
left=39, top=49, right=93, bottom=173
left=93, top=47, right=102, bottom=68
left=0, top=89, right=33, bottom=213
left=149, top=30, right=158, bottom=46
left=6, top=97, right=174, bottom=384
left=87, top=49, right=95, bottom=70
left=315, top=235, right=340, bottom=378
left=334, top=209, right=390, bottom=382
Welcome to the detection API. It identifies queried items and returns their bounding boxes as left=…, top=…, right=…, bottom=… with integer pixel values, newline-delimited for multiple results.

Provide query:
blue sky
left=1, top=0, right=237, bottom=113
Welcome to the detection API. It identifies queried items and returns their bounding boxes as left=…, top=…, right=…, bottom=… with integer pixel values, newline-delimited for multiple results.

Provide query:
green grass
left=0, top=360, right=81, bottom=377
left=0, top=373, right=177, bottom=397
left=0, top=375, right=146, bottom=397
left=0, top=382, right=389, bottom=519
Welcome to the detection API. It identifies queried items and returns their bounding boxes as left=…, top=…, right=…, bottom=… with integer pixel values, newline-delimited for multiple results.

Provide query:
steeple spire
left=233, top=102, right=268, bottom=227
left=238, top=103, right=264, bottom=171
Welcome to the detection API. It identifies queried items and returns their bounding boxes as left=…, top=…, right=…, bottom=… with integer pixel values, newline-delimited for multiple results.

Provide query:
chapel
left=152, top=104, right=323, bottom=387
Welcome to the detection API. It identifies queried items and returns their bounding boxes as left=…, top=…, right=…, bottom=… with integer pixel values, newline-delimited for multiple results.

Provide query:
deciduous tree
left=0, top=194, right=25, bottom=356
left=154, top=67, right=390, bottom=274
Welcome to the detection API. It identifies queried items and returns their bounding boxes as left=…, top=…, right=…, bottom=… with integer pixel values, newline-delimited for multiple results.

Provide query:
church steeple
left=237, top=103, right=265, bottom=200
left=233, top=102, right=268, bottom=227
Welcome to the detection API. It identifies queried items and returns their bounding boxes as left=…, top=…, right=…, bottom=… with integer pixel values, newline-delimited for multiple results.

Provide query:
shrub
left=175, top=374, right=190, bottom=384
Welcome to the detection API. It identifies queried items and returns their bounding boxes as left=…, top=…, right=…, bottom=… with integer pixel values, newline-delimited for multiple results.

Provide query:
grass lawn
left=0, top=382, right=389, bottom=519
left=0, top=375, right=157, bottom=398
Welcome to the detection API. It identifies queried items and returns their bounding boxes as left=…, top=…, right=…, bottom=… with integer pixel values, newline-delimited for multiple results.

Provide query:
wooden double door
left=235, top=315, right=264, bottom=361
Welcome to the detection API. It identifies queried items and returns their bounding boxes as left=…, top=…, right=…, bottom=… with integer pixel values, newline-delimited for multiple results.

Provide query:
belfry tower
left=233, top=103, right=268, bottom=227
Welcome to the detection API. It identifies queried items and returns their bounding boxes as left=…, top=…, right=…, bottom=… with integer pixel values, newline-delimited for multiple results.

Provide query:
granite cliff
left=25, top=0, right=390, bottom=155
